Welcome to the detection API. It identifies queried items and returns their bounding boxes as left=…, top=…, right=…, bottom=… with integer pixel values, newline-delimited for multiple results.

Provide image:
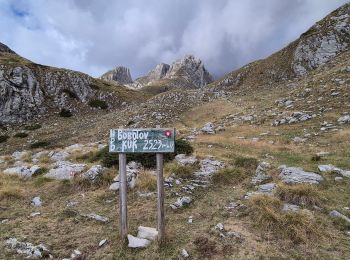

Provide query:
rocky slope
left=210, top=3, right=350, bottom=91
left=0, top=44, right=143, bottom=124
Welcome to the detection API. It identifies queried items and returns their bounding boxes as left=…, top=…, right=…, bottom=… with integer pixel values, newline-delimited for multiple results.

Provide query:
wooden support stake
left=156, top=152, right=165, bottom=242
left=119, top=153, right=128, bottom=240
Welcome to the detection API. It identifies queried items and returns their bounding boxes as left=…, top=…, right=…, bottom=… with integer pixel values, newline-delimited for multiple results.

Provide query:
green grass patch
left=59, top=108, right=73, bottom=117
left=212, top=167, right=249, bottom=186
left=30, top=141, right=50, bottom=149
left=24, top=123, right=42, bottom=130
left=165, top=162, right=199, bottom=179
left=88, top=99, right=108, bottom=109
left=234, top=156, right=258, bottom=170
left=33, top=176, right=54, bottom=187
left=13, top=132, right=29, bottom=138
left=0, top=135, right=9, bottom=143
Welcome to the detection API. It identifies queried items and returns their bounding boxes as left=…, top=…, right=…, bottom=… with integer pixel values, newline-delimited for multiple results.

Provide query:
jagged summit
left=101, top=54, right=213, bottom=90
left=100, top=66, right=133, bottom=85
left=0, top=42, right=16, bottom=54
left=165, top=55, right=213, bottom=88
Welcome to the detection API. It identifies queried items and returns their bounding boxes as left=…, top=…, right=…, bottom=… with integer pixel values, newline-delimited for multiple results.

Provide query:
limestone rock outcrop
left=165, top=55, right=213, bottom=88
left=100, top=66, right=133, bottom=84
left=292, top=3, right=350, bottom=76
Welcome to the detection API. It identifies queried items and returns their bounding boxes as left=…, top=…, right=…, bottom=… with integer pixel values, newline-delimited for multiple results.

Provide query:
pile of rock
left=128, top=226, right=158, bottom=248
left=272, top=112, right=315, bottom=126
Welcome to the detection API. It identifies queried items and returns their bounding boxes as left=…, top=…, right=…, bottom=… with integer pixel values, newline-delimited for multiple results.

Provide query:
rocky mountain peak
left=147, top=63, right=170, bottom=82
left=165, top=54, right=213, bottom=88
left=100, top=66, right=133, bottom=84
left=0, top=42, right=16, bottom=54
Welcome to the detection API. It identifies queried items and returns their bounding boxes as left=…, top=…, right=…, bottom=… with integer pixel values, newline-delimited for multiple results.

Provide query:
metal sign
left=109, top=128, right=175, bottom=153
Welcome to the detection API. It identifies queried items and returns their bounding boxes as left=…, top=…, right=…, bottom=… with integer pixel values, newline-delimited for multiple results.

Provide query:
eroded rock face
left=0, top=61, right=97, bottom=123
left=165, top=55, right=213, bottom=88
left=100, top=66, right=133, bottom=84
left=293, top=4, right=350, bottom=76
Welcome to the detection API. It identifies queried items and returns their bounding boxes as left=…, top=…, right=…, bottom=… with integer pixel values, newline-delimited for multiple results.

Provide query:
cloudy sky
left=0, top=0, right=348, bottom=79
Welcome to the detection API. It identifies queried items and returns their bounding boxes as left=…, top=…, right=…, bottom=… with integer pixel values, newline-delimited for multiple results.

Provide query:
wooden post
left=119, top=153, right=128, bottom=241
left=156, top=125, right=165, bottom=242
left=156, top=152, right=165, bottom=242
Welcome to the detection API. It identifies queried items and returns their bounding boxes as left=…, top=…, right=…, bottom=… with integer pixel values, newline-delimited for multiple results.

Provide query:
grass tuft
left=276, top=183, right=322, bottom=207
left=0, top=187, right=24, bottom=200
left=234, top=156, right=259, bottom=170
left=212, top=167, right=249, bottom=186
left=137, top=171, right=157, bottom=192
left=247, top=195, right=323, bottom=244
left=165, top=162, right=199, bottom=179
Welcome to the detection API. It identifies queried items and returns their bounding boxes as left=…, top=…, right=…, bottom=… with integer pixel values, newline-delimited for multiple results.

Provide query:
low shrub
left=14, top=132, right=28, bottom=138
left=175, top=139, right=193, bottom=155
left=166, top=162, right=199, bottom=179
left=212, top=167, right=247, bottom=186
left=62, top=89, right=78, bottom=99
left=30, top=141, right=50, bottom=149
left=88, top=99, right=108, bottom=109
left=0, top=135, right=9, bottom=143
left=234, top=156, right=259, bottom=170
left=32, top=167, right=49, bottom=177
left=59, top=108, right=73, bottom=117
left=311, top=155, right=321, bottom=162
left=24, top=124, right=41, bottom=130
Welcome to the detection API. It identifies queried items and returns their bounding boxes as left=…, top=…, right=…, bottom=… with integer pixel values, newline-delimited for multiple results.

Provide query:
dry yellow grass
left=136, top=171, right=157, bottom=192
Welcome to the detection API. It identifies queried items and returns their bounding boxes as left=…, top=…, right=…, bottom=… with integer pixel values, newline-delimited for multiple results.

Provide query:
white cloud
left=0, top=0, right=348, bottom=79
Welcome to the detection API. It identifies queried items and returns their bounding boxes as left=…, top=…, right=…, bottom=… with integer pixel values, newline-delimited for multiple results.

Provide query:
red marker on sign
left=164, top=130, right=172, bottom=137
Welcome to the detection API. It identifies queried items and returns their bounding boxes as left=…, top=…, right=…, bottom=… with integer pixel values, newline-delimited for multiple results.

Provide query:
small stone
left=215, top=223, right=224, bottom=231
left=329, top=210, right=350, bottom=223
left=335, top=177, right=343, bottom=181
left=137, top=226, right=158, bottom=241
left=31, top=196, right=42, bottom=207
left=127, top=234, right=151, bottom=248
left=81, top=213, right=109, bottom=223
left=180, top=248, right=189, bottom=258
left=99, top=239, right=107, bottom=247
left=201, top=122, right=215, bottom=134
left=29, top=212, right=41, bottom=217
left=282, top=203, right=300, bottom=212
left=188, top=216, right=193, bottom=223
